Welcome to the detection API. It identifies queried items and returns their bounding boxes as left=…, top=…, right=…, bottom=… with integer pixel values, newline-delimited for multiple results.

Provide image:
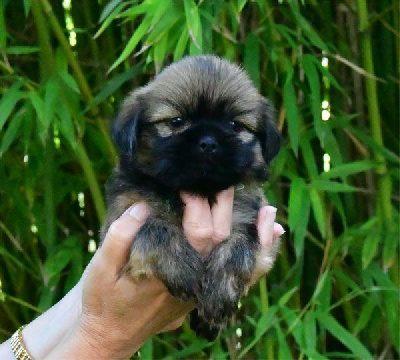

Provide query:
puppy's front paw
left=127, top=221, right=202, bottom=301
left=197, top=240, right=256, bottom=325
left=155, top=243, right=202, bottom=301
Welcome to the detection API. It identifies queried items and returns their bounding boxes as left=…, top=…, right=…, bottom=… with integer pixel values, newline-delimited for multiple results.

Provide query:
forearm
left=0, top=282, right=82, bottom=360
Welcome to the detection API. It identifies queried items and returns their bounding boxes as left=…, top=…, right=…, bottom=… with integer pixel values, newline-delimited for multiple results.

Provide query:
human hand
left=47, top=203, right=194, bottom=360
left=43, top=190, right=283, bottom=360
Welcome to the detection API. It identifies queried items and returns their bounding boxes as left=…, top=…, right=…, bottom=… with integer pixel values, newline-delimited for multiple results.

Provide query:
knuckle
left=107, top=221, right=129, bottom=242
left=184, top=222, right=213, bottom=242
left=212, top=228, right=230, bottom=242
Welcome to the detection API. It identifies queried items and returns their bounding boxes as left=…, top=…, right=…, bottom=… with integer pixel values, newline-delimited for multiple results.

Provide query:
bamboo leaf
left=153, top=32, right=168, bottom=68
left=304, top=312, right=317, bottom=351
left=309, top=188, right=326, bottom=238
left=353, top=297, right=376, bottom=335
left=239, top=306, right=278, bottom=358
left=288, top=1, right=328, bottom=51
left=98, top=0, right=123, bottom=23
left=300, top=133, right=318, bottom=177
left=301, top=54, right=323, bottom=140
left=283, top=67, right=300, bottom=154
left=56, top=102, right=75, bottom=147
left=23, top=0, right=32, bottom=17
left=6, top=46, right=40, bottom=54
left=362, top=233, right=380, bottom=269
left=108, top=15, right=153, bottom=72
left=276, top=324, right=293, bottom=360
left=313, top=271, right=330, bottom=301
left=383, top=229, right=399, bottom=268
left=316, top=311, right=373, bottom=360
left=0, top=82, right=24, bottom=132
left=0, top=111, right=24, bottom=157
left=322, top=160, right=376, bottom=179
left=165, top=338, right=209, bottom=359
left=237, top=0, right=248, bottom=12
left=44, top=248, right=75, bottom=277
left=278, top=286, right=299, bottom=306
left=244, top=33, right=260, bottom=89
left=94, top=2, right=127, bottom=39
left=288, top=177, right=306, bottom=229
left=184, top=0, right=203, bottom=54
left=311, top=180, right=358, bottom=193
left=43, top=77, right=59, bottom=134
left=173, top=26, right=189, bottom=61
left=87, top=64, right=143, bottom=112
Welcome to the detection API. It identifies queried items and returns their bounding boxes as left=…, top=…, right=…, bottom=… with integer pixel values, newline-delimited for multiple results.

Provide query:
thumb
left=97, top=203, right=150, bottom=273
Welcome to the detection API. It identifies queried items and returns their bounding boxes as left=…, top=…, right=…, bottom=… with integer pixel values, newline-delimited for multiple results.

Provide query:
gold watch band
left=10, top=326, right=33, bottom=360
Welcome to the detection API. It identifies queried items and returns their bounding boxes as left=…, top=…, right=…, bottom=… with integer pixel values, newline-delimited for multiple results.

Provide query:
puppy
left=101, top=55, right=281, bottom=338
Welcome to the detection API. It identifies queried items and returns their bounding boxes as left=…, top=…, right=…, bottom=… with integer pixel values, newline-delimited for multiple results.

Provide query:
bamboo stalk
left=31, top=0, right=57, bottom=254
left=356, top=0, right=397, bottom=283
left=356, top=0, right=393, bottom=223
left=73, top=141, right=106, bottom=222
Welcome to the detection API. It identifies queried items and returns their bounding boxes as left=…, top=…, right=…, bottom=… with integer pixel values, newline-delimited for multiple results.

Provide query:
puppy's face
left=113, top=56, right=281, bottom=196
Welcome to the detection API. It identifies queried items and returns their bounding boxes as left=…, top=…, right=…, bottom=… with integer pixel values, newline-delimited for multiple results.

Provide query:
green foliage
left=0, top=0, right=399, bottom=358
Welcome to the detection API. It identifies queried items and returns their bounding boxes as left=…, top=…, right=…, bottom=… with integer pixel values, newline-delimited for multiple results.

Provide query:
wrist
left=48, top=318, right=144, bottom=360
left=22, top=282, right=82, bottom=359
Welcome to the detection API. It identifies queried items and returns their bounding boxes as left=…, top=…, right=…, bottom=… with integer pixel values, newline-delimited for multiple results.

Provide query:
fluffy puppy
left=101, top=55, right=281, bottom=338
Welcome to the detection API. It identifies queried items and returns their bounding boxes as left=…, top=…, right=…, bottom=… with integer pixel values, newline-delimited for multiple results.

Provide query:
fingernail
left=264, top=206, right=277, bottom=220
left=129, top=203, right=150, bottom=222
left=274, top=223, right=286, bottom=237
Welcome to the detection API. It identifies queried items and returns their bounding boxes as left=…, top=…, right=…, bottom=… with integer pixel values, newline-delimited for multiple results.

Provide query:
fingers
left=98, top=203, right=150, bottom=273
left=181, top=193, right=213, bottom=255
left=257, top=206, right=285, bottom=248
left=211, top=187, right=234, bottom=244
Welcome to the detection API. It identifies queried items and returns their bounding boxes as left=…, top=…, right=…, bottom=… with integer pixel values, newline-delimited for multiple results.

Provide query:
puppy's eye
left=229, top=120, right=242, bottom=132
left=170, top=116, right=185, bottom=128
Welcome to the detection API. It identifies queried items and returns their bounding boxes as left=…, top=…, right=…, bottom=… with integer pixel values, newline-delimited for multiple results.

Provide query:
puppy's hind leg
left=126, top=217, right=202, bottom=301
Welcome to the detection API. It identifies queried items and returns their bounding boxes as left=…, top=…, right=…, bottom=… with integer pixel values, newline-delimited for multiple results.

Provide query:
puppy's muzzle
left=198, top=136, right=219, bottom=154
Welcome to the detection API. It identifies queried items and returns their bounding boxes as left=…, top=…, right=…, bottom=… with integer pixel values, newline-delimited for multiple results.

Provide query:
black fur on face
left=112, top=55, right=281, bottom=197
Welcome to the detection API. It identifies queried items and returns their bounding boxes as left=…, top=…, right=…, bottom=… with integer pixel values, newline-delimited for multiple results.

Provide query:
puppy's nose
left=198, top=136, right=218, bottom=153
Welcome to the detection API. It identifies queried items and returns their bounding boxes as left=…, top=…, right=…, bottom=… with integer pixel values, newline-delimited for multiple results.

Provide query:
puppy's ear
left=112, top=98, right=142, bottom=156
left=258, top=98, right=281, bottom=163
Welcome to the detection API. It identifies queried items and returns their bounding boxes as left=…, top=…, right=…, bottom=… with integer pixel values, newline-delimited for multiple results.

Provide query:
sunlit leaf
left=184, top=0, right=203, bottom=54
left=108, top=16, right=153, bottom=72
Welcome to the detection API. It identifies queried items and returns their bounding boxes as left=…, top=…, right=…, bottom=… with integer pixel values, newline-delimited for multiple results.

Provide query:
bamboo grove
left=0, top=0, right=399, bottom=359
